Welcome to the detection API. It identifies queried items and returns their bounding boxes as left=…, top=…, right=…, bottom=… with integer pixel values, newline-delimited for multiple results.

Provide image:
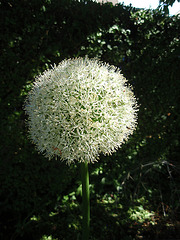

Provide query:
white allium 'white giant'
left=24, top=57, right=138, bottom=164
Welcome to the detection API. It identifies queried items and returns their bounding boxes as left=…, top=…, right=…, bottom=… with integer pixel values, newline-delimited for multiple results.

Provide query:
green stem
left=81, top=161, right=90, bottom=240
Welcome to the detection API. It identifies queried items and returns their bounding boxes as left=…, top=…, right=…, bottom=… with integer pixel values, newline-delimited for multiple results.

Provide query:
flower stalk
left=81, top=161, right=90, bottom=240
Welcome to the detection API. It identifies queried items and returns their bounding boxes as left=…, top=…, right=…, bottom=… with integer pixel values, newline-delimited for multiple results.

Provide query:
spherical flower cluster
left=24, top=57, right=138, bottom=164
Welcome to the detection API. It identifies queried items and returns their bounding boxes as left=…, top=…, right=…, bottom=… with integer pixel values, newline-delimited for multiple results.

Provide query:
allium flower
left=24, top=57, right=138, bottom=164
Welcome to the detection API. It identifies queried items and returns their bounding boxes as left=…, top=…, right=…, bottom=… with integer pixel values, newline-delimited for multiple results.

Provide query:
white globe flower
left=24, top=57, right=138, bottom=164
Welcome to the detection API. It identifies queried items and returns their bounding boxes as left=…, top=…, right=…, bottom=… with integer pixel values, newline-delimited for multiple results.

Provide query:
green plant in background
left=24, top=57, right=138, bottom=239
left=127, top=197, right=155, bottom=224
left=40, top=235, right=58, bottom=240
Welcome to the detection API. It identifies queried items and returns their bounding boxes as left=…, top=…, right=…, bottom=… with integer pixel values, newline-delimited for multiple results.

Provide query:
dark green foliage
left=0, top=0, right=180, bottom=239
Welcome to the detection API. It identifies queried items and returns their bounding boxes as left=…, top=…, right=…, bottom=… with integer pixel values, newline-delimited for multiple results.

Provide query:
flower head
left=24, top=57, right=138, bottom=164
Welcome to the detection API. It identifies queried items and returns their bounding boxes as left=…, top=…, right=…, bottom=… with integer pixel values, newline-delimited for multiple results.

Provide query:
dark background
left=0, top=0, right=180, bottom=239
